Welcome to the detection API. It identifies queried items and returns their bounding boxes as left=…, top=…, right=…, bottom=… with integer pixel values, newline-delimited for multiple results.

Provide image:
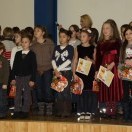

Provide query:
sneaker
left=85, top=112, right=91, bottom=120
left=12, top=112, right=21, bottom=119
left=79, top=112, right=85, bottom=120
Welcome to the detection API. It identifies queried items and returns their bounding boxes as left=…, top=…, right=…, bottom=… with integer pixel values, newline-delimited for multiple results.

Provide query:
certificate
left=76, top=58, right=92, bottom=76
left=97, top=66, right=114, bottom=87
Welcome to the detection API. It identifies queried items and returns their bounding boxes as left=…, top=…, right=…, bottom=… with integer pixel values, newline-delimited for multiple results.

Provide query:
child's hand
left=29, top=81, right=35, bottom=88
left=11, top=80, right=16, bottom=85
left=118, top=69, right=122, bottom=79
left=94, top=71, right=98, bottom=80
left=2, top=85, right=7, bottom=90
left=54, top=69, right=61, bottom=78
left=84, top=56, right=91, bottom=61
left=107, top=62, right=115, bottom=71
left=73, top=73, right=79, bottom=81
left=58, top=24, right=63, bottom=30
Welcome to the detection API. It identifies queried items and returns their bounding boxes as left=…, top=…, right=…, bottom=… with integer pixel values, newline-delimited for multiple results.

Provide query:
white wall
left=58, top=0, right=132, bottom=33
left=0, top=0, right=34, bottom=31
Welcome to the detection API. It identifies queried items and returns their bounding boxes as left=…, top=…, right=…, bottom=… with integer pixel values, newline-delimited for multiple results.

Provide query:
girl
left=96, top=19, right=123, bottom=118
left=11, top=32, right=37, bottom=118
left=52, top=28, right=74, bottom=117
left=120, top=24, right=129, bottom=42
left=69, top=25, right=81, bottom=114
left=10, top=31, right=22, bottom=69
left=31, top=25, right=54, bottom=115
left=118, top=26, right=132, bottom=121
left=69, top=25, right=81, bottom=49
left=73, top=29, right=98, bottom=120
left=0, top=42, right=9, bottom=118
left=2, top=27, right=15, bottom=61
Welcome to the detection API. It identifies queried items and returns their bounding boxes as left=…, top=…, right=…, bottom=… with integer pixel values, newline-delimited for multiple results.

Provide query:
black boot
left=62, top=101, right=72, bottom=117
left=45, top=103, right=53, bottom=116
left=72, top=103, right=77, bottom=114
left=54, top=100, right=63, bottom=117
left=129, top=100, right=132, bottom=121
left=123, top=102, right=129, bottom=121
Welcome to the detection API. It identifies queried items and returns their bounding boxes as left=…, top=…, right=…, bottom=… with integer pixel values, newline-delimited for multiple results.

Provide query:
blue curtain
left=34, top=0, right=57, bottom=44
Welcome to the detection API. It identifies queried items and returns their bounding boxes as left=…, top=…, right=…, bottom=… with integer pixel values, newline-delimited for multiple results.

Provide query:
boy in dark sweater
left=0, top=42, right=9, bottom=118
left=11, top=33, right=37, bottom=118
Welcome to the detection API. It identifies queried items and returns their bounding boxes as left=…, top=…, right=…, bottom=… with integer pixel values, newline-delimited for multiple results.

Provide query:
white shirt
left=10, top=46, right=23, bottom=69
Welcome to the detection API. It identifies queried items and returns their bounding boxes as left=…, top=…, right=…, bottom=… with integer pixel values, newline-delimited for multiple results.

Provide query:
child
left=96, top=19, right=123, bottom=118
left=69, top=25, right=81, bottom=114
left=52, top=28, right=74, bottom=117
left=31, top=25, right=54, bottom=114
left=69, top=25, right=81, bottom=48
left=73, top=29, right=98, bottom=120
left=118, top=26, right=132, bottom=121
left=2, top=27, right=15, bottom=61
left=0, top=42, right=9, bottom=118
left=10, top=31, right=22, bottom=69
left=120, top=24, right=129, bottom=42
left=11, top=33, right=37, bottom=118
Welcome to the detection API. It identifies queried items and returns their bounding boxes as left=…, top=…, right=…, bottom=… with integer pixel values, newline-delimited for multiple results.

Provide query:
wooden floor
left=0, top=116, right=132, bottom=132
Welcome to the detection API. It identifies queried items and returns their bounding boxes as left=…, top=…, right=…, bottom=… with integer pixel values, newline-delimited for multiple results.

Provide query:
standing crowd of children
left=0, top=14, right=132, bottom=122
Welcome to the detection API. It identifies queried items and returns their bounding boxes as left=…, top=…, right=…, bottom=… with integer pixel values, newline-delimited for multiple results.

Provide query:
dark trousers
left=32, top=69, right=54, bottom=106
left=0, top=83, right=8, bottom=117
left=122, top=80, right=132, bottom=120
left=77, top=91, right=98, bottom=113
left=15, top=76, right=31, bottom=112
left=55, top=71, right=72, bottom=116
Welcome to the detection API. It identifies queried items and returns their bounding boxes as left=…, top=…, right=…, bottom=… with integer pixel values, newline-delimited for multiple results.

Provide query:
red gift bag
left=70, top=77, right=84, bottom=95
left=9, top=85, right=16, bottom=98
left=51, top=75, right=68, bottom=92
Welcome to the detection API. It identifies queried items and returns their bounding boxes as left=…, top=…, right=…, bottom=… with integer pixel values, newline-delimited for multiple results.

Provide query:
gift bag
left=9, top=85, right=16, bottom=98
left=70, top=77, right=84, bottom=95
left=51, top=75, right=68, bottom=92
left=92, top=80, right=100, bottom=92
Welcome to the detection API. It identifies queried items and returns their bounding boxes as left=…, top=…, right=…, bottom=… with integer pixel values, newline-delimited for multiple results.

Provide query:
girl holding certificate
left=73, top=29, right=98, bottom=120
left=96, top=19, right=123, bottom=118
left=119, top=26, right=132, bottom=121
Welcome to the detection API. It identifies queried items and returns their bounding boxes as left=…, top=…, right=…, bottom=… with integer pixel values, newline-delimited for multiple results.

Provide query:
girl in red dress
left=96, top=19, right=123, bottom=117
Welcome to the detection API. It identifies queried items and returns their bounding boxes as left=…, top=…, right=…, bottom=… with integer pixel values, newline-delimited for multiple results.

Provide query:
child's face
left=80, top=32, right=91, bottom=44
left=34, top=28, right=44, bottom=39
left=69, top=27, right=77, bottom=38
left=125, top=29, right=132, bottom=42
left=59, top=33, right=69, bottom=45
left=102, top=23, right=113, bottom=39
left=21, top=38, right=30, bottom=50
left=15, top=33, right=21, bottom=45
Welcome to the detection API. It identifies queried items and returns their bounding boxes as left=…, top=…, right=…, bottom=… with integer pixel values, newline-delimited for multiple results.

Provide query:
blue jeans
left=0, top=83, right=8, bottom=117
left=32, top=69, right=54, bottom=106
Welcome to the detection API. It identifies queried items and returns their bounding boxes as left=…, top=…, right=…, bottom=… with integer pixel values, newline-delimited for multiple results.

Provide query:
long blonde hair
left=81, top=14, right=93, bottom=28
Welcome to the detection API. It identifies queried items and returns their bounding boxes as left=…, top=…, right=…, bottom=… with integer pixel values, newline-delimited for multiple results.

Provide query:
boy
left=0, top=42, right=9, bottom=118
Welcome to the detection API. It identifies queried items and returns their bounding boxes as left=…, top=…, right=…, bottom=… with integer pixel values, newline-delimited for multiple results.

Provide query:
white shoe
left=85, top=113, right=91, bottom=120
left=79, top=112, right=85, bottom=120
